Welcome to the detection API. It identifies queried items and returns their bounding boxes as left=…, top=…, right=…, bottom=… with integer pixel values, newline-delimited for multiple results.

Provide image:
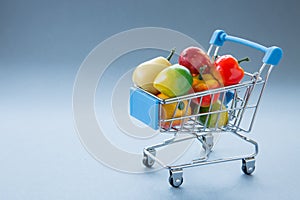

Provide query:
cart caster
left=142, top=148, right=156, bottom=168
left=202, top=134, right=214, bottom=151
left=242, top=157, right=255, bottom=175
left=169, top=168, right=183, bottom=188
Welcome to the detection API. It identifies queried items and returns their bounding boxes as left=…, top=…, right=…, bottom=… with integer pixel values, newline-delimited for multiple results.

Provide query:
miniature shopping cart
left=130, top=30, right=282, bottom=187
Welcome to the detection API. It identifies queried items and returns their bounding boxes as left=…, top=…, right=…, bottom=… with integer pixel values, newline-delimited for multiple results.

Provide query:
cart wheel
left=169, top=168, right=183, bottom=188
left=169, top=176, right=183, bottom=188
left=142, top=148, right=156, bottom=168
left=241, top=157, right=255, bottom=175
left=202, top=134, right=214, bottom=151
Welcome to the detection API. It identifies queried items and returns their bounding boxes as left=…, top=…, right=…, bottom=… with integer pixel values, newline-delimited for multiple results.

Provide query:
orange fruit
left=157, top=93, right=192, bottom=129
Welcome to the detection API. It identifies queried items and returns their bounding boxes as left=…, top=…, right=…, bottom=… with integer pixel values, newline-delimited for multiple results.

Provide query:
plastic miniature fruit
left=212, top=55, right=248, bottom=86
left=157, top=93, right=191, bottom=129
left=190, top=73, right=220, bottom=107
left=198, top=100, right=228, bottom=128
left=179, top=46, right=212, bottom=76
left=153, top=64, right=193, bottom=97
left=132, top=50, right=175, bottom=94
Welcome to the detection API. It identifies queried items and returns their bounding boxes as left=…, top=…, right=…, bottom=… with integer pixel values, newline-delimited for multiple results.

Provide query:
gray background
left=1, top=0, right=299, bottom=199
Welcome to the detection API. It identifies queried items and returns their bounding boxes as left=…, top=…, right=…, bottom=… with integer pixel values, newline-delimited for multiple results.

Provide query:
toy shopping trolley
left=130, top=30, right=282, bottom=187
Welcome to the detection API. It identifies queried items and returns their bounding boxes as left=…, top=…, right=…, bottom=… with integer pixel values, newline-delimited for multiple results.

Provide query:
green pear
left=198, top=100, right=228, bottom=128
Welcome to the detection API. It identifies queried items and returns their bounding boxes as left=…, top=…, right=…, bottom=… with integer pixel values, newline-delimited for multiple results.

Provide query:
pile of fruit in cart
left=132, top=47, right=249, bottom=129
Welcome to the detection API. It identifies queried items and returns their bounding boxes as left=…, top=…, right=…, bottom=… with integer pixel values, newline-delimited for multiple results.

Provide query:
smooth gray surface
left=1, top=0, right=299, bottom=199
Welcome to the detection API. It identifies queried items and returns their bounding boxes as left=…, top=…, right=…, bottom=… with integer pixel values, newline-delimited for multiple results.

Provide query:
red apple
left=179, top=46, right=212, bottom=76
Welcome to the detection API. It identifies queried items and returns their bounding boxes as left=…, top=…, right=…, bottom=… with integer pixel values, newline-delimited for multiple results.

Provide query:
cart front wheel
left=169, top=176, right=183, bottom=188
left=169, top=168, right=183, bottom=188
left=241, top=157, right=255, bottom=175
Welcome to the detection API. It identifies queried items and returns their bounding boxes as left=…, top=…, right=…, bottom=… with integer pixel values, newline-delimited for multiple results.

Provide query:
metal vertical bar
left=247, top=65, right=274, bottom=132
left=234, top=63, right=267, bottom=131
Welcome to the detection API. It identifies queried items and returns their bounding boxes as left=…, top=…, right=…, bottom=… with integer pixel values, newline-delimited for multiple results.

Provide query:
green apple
left=153, top=64, right=193, bottom=97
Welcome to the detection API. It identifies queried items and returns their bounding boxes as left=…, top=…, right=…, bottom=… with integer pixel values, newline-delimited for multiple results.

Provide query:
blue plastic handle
left=209, top=30, right=283, bottom=66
